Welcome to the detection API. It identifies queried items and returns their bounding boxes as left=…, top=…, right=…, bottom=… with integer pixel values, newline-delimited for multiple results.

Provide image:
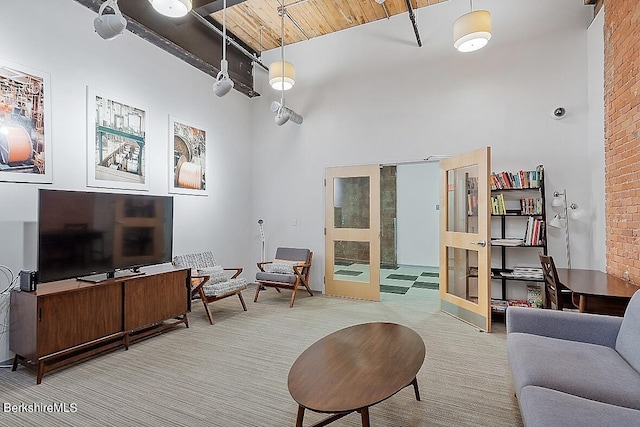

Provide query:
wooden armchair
left=539, top=253, right=575, bottom=310
left=172, top=251, right=247, bottom=325
left=254, top=247, right=313, bottom=307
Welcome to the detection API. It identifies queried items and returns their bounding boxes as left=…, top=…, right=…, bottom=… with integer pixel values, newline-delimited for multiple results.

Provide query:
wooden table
left=288, top=322, right=425, bottom=427
left=556, top=268, right=640, bottom=316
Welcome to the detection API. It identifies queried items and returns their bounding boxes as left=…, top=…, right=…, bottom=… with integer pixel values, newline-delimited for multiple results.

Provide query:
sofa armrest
left=506, top=306, right=623, bottom=348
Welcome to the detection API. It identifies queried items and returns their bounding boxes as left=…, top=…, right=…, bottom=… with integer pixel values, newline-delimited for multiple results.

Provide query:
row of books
left=520, top=197, right=543, bottom=215
left=490, top=166, right=543, bottom=190
left=523, top=217, right=545, bottom=246
left=500, top=267, right=544, bottom=280
left=490, top=194, right=506, bottom=215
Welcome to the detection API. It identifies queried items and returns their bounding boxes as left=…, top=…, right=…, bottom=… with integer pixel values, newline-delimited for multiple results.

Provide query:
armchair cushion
left=197, top=265, right=227, bottom=284
left=256, top=271, right=298, bottom=284
left=265, top=259, right=299, bottom=274
left=202, top=277, right=247, bottom=298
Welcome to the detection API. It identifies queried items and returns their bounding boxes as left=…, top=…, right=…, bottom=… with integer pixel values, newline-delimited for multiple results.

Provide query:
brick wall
left=604, top=0, right=640, bottom=282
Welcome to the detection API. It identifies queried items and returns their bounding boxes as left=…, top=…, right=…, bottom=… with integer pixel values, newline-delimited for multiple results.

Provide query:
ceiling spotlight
left=453, top=1, right=492, bottom=53
left=213, top=0, right=234, bottom=97
left=271, top=101, right=303, bottom=126
left=94, top=0, right=127, bottom=40
left=213, top=60, right=234, bottom=97
left=148, top=0, right=192, bottom=18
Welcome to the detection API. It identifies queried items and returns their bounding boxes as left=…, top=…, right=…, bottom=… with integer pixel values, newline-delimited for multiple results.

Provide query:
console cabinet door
left=37, top=283, right=123, bottom=356
left=124, top=270, right=188, bottom=331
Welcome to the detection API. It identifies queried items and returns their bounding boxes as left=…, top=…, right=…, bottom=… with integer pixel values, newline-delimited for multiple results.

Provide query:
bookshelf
left=490, top=165, right=546, bottom=312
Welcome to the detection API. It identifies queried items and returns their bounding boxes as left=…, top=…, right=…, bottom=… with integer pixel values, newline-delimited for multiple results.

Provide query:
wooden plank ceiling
left=203, top=0, right=449, bottom=53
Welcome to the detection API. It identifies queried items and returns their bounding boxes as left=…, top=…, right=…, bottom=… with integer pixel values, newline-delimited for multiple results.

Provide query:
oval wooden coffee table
left=288, top=322, right=425, bottom=427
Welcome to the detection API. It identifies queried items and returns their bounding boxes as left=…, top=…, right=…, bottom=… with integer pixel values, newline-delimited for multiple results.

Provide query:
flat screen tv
left=37, top=189, right=173, bottom=283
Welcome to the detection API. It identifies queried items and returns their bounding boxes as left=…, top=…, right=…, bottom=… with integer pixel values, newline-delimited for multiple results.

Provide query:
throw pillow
left=266, top=259, right=299, bottom=274
left=197, top=265, right=228, bottom=284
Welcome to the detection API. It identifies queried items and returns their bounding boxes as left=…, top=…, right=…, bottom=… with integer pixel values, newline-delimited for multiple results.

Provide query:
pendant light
left=453, top=0, right=492, bottom=53
left=270, top=2, right=302, bottom=126
left=213, top=0, right=234, bottom=97
left=268, top=5, right=295, bottom=91
left=148, top=0, right=192, bottom=18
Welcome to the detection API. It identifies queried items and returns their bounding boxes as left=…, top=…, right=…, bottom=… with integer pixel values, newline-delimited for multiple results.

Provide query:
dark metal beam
left=75, top=0, right=260, bottom=97
left=404, top=0, right=422, bottom=47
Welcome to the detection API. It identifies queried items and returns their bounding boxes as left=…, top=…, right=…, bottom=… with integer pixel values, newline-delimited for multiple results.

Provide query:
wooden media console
left=9, top=264, right=191, bottom=384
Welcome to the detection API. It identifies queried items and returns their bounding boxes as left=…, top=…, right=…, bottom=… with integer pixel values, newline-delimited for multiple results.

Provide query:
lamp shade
left=269, top=61, right=295, bottom=91
left=551, top=193, right=565, bottom=208
left=453, top=10, right=492, bottom=53
left=149, top=0, right=192, bottom=18
left=548, top=214, right=563, bottom=229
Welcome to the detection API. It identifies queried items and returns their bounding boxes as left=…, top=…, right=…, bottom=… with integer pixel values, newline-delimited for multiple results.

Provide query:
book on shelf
left=523, top=217, right=545, bottom=245
left=500, top=266, right=544, bottom=280
left=490, top=193, right=507, bottom=215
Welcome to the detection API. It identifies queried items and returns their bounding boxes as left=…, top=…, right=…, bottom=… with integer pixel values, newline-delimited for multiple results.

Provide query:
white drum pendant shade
left=453, top=10, right=492, bottom=53
left=269, top=61, right=296, bottom=91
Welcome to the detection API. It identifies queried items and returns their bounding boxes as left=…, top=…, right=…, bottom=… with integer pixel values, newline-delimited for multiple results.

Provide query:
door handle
left=471, top=240, right=487, bottom=247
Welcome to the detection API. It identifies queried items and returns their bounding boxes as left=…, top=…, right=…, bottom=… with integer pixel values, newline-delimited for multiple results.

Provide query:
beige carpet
left=0, top=285, right=523, bottom=426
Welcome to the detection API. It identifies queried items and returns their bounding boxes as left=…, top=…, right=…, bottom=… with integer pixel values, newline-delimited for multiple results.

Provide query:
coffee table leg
left=295, top=405, right=305, bottom=427
left=359, top=407, right=370, bottom=427
left=412, top=377, right=421, bottom=401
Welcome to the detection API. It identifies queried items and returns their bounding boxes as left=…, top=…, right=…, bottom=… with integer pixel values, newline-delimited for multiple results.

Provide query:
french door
left=439, top=147, right=492, bottom=332
left=325, top=165, right=381, bottom=301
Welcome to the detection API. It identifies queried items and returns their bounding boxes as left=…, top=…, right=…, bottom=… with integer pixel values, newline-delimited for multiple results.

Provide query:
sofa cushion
left=518, top=385, right=640, bottom=427
left=616, top=290, right=640, bottom=373
left=508, top=332, right=640, bottom=409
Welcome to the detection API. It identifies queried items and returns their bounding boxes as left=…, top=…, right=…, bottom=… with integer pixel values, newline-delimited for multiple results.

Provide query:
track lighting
left=213, top=0, right=234, bottom=97
left=213, top=59, right=234, bottom=97
left=148, top=0, right=192, bottom=18
left=94, top=0, right=126, bottom=40
left=271, top=101, right=303, bottom=126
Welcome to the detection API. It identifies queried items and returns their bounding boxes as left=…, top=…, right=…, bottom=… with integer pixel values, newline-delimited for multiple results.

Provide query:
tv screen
left=37, top=189, right=173, bottom=283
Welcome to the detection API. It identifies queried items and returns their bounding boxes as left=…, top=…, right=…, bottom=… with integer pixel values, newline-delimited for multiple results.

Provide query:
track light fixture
left=271, top=101, right=303, bottom=126
left=94, top=0, right=127, bottom=40
left=213, top=0, right=234, bottom=97
left=148, top=0, right=192, bottom=18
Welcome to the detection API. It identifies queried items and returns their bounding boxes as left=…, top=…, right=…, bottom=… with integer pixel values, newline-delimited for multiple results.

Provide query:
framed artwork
left=169, top=116, right=208, bottom=195
left=87, top=87, right=149, bottom=191
left=0, top=59, right=52, bottom=183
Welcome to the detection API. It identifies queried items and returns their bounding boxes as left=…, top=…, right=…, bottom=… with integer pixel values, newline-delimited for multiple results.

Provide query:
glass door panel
left=326, top=165, right=380, bottom=301
left=440, top=148, right=491, bottom=331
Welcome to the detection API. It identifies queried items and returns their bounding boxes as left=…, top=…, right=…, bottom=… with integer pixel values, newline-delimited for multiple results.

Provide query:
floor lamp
left=549, top=191, right=571, bottom=269
left=549, top=189, right=587, bottom=269
left=258, top=219, right=266, bottom=290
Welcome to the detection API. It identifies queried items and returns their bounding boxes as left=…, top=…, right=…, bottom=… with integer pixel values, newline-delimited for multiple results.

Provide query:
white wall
left=396, top=162, right=440, bottom=266
left=0, top=0, right=254, bottom=360
left=251, top=0, right=595, bottom=293
left=587, top=7, right=606, bottom=272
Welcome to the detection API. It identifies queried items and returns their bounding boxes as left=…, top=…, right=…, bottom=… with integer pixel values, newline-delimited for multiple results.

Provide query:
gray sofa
left=506, top=290, right=640, bottom=427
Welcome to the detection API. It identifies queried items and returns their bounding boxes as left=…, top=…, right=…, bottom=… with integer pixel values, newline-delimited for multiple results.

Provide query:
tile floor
left=334, top=263, right=440, bottom=295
